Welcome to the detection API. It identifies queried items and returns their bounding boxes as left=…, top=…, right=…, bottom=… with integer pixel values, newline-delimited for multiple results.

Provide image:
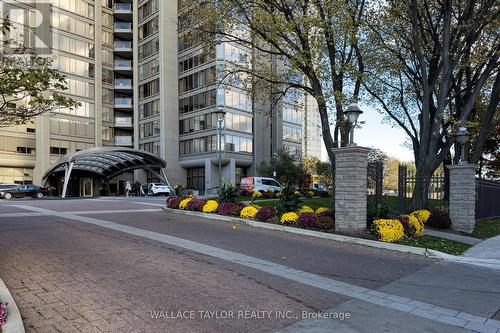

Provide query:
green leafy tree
left=364, top=0, right=499, bottom=209
left=316, top=161, right=333, bottom=188
left=181, top=0, right=367, bottom=165
left=256, top=149, right=301, bottom=185
left=0, top=19, right=79, bottom=127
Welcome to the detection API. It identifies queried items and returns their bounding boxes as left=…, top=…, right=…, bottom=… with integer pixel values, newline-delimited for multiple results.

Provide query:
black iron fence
left=398, top=165, right=448, bottom=212
left=367, top=161, right=384, bottom=207
left=476, top=178, right=500, bottom=219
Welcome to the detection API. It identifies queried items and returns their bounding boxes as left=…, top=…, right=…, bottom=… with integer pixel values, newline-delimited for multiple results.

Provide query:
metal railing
left=115, top=79, right=132, bottom=87
left=114, top=60, right=133, bottom=68
left=114, top=3, right=132, bottom=11
left=114, top=41, right=132, bottom=49
left=114, top=22, right=132, bottom=30
left=476, top=178, right=500, bottom=219
left=398, top=164, right=448, bottom=211
left=114, top=97, right=133, bottom=105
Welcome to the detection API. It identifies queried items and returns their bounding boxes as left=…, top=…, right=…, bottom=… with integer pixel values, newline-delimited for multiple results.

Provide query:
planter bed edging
left=163, top=206, right=500, bottom=271
left=163, top=206, right=436, bottom=257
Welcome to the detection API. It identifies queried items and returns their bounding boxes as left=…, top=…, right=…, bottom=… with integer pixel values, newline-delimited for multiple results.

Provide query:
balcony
left=115, top=136, right=133, bottom=146
left=114, top=79, right=132, bottom=91
left=114, top=97, right=133, bottom=109
left=114, top=41, right=132, bottom=54
left=114, top=117, right=133, bottom=128
left=114, top=60, right=133, bottom=73
left=114, top=22, right=132, bottom=37
left=114, top=3, right=132, bottom=18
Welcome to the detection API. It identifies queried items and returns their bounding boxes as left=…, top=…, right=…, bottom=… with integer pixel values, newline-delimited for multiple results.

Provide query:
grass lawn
left=257, top=196, right=334, bottom=209
left=398, top=235, right=471, bottom=255
left=469, top=218, right=500, bottom=239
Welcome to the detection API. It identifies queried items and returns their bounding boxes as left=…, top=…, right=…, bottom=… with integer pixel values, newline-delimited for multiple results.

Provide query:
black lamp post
left=216, top=107, right=226, bottom=188
left=343, top=99, right=363, bottom=147
left=455, top=125, right=470, bottom=164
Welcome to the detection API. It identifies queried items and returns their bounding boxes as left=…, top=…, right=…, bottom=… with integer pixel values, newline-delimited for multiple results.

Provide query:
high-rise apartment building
left=0, top=0, right=322, bottom=193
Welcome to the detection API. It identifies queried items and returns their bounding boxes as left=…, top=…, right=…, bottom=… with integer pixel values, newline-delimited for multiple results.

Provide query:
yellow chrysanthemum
left=412, top=210, right=431, bottom=224
left=240, top=206, right=259, bottom=219
left=202, top=200, right=219, bottom=213
left=404, top=214, right=424, bottom=236
left=315, top=207, right=330, bottom=215
left=298, top=206, right=315, bottom=214
left=294, top=191, right=302, bottom=196
left=252, top=191, right=263, bottom=198
left=280, top=212, right=299, bottom=224
left=179, top=197, right=192, bottom=210
left=308, top=191, right=315, bottom=196
left=372, top=219, right=405, bottom=243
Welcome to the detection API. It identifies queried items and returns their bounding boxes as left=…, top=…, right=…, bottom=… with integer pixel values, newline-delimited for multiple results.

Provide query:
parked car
left=0, top=184, right=18, bottom=190
left=0, top=185, right=49, bottom=200
left=147, top=183, right=172, bottom=196
left=240, top=177, right=282, bottom=192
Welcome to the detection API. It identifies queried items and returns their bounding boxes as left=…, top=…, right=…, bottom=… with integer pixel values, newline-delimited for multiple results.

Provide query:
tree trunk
left=409, top=165, right=433, bottom=210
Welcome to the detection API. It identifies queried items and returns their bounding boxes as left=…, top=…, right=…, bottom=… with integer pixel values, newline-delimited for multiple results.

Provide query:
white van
left=240, top=177, right=282, bottom=192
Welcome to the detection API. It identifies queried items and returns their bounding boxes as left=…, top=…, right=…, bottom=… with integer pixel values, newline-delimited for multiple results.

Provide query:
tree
left=316, top=161, right=333, bottom=188
left=384, top=158, right=400, bottom=191
left=0, top=19, right=78, bottom=127
left=478, top=124, right=499, bottom=179
left=256, top=149, right=301, bottom=185
left=182, top=0, right=367, bottom=165
left=364, top=0, right=499, bottom=208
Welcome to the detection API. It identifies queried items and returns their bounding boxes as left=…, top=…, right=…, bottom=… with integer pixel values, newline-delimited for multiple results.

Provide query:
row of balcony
left=114, top=4, right=132, bottom=148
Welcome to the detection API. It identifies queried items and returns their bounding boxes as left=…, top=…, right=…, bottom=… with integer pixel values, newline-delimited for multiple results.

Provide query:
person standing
left=125, top=181, right=132, bottom=197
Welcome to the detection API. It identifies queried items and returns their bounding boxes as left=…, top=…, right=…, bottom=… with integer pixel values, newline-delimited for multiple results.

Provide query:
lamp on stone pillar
left=455, top=125, right=470, bottom=164
left=215, top=107, right=226, bottom=188
left=344, top=99, right=363, bottom=147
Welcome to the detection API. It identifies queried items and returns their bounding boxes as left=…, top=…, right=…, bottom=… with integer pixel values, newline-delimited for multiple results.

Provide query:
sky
left=320, top=105, right=415, bottom=162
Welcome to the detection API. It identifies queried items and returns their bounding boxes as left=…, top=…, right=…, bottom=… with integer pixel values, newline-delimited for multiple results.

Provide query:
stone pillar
left=447, top=164, right=477, bottom=233
left=332, top=147, right=370, bottom=235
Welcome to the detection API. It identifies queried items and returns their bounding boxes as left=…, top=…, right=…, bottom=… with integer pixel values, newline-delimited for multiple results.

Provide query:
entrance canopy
left=43, top=147, right=169, bottom=198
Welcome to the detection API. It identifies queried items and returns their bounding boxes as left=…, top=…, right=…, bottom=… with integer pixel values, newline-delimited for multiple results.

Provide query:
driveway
left=0, top=197, right=499, bottom=332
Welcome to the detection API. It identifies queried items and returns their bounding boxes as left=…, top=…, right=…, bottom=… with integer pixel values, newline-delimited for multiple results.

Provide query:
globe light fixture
left=455, top=125, right=470, bottom=164
left=343, top=99, right=363, bottom=147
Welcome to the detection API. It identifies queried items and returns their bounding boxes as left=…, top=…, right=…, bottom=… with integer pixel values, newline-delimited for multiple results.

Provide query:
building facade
left=0, top=0, right=322, bottom=193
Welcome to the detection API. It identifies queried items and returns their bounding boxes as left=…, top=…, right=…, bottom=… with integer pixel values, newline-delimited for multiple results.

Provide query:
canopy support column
left=61, top=162, right=74, bottom=199
left=161, top=169, right=173, bottom=190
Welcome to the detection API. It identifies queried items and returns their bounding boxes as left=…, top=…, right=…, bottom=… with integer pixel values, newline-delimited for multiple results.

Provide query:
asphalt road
left=0, top=197, right=499, bottom=333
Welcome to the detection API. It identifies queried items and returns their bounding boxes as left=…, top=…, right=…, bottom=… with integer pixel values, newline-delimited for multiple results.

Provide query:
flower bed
left=372, top=209, right=431, bottom=243
left=165, top=196, right=432, bottom=244
left=0, top=300, right=7, bottom=326
left=165, top=196, right=336, bottom=233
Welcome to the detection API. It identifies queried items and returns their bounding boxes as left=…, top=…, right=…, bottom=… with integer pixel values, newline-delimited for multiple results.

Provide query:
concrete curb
left=163, top=206, right=500, bottom=270
left=0, top=279, right=25, bottom=333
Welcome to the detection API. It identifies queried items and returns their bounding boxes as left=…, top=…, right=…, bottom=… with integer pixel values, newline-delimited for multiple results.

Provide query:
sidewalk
left=463, top=235, right=500, bottom=260
left=424, top=229, right=481, bottom=245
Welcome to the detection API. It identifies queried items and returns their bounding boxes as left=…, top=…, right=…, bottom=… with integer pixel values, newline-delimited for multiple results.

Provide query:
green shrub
left=367, top=201, right=391, bottom=228
left=275, top=184, right=302, bottom=215
left=427, top=207, right=451, bottom=229
left=217, top=183, right=240, bottom=203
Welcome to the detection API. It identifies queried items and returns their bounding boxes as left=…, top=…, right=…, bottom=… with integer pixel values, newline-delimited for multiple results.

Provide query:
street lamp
left=344, top=99, right=363, bottom=147
left=216, top=107, right=226, bottom=188
left=455, top=125, right=470, bottom=164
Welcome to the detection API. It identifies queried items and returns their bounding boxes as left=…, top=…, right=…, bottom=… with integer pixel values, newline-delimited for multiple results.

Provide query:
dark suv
left=0, top=185, right=49, bottom=200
